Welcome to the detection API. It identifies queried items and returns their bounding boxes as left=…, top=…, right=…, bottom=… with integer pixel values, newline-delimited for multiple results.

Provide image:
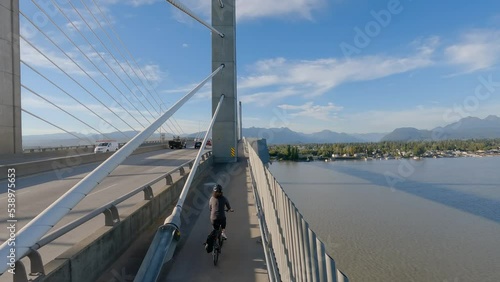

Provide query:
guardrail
left=21, top=140, right=168, bottom=154
left=10, top=152, right=211, bottom=282
left=245, top=139, right=349, bottom=282
left=23, top=145, right=94, bottom=153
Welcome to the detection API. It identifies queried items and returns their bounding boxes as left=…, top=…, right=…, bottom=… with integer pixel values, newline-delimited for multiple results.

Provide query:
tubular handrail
left=245, top=138, right=349, bottom=282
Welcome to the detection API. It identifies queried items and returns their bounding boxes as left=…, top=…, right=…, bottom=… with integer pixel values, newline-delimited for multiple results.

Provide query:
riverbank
left=271, top=149, right=500, bottom=162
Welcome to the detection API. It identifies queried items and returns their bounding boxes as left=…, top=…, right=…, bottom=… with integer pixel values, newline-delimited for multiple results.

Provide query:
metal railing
left=245, top=139, right=349, bottom=282
left=8, top=153, right=211, bottom=281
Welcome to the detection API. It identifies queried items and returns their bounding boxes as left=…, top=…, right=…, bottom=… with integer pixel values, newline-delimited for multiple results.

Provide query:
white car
left=94, top=142, right=119, bottom=153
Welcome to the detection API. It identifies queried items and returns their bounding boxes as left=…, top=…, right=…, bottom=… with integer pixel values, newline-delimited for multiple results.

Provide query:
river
left=268, top=157, right=500, bottom=282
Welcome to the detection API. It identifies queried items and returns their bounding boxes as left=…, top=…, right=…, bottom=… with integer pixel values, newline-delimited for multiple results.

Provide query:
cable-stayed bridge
left=0, top=1, right=348, bottom=281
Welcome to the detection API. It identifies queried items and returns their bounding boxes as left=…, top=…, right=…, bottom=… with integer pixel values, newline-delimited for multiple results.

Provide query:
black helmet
left=213, top=184, right=222, bottom=192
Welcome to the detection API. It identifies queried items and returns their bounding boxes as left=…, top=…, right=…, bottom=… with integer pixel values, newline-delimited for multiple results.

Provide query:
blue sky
left=18, top=0, right=500, bottom=137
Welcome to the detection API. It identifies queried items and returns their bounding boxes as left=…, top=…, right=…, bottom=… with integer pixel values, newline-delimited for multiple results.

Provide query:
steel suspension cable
left=89, top=0, right=184, bottom=135
left=20, top=13, right=143, bottom=131
left=19, top=37, right=133, bottom=138
left=21, top=108, right=95, bottom=145
left=166, top=0, right=225, bottom=38
left=19, top=15, right=140, bottom=133
left=76, top=0, right=176, bottom=136
left=73, top=0, right=178, bottom=135
left=172, top=118, right=185, bottom=135
left=83, top=0, right=162, bottom=114
left=21, top=84, right=112, bottom=139
left=66, top=0, right=174, bottom=135
left=92, top=0, right=184, bottom=134
left=30, top=0, right=151, bottom=129
left=94, top=0, right=162, bottom=108
left=21, top=61, right=126, bottom=138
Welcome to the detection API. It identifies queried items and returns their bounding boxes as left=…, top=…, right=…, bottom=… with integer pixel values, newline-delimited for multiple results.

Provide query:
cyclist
left=209, top=184, right=234, bottom=239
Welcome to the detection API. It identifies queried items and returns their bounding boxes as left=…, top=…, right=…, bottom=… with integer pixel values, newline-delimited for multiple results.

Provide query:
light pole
left=159, top=104, right=165, bottom=143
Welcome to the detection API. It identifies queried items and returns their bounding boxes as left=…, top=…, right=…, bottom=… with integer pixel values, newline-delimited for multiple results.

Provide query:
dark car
left=194, top=141, right=202, bottom=149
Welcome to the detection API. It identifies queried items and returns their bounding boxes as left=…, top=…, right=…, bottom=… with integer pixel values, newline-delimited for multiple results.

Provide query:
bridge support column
left=212, top=0, right=237, bottom=163
left=0, top=0, right=22, bottom=154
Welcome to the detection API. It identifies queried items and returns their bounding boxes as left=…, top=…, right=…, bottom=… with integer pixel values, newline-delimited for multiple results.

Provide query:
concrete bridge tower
left=0, top=0, right=22, bottom=154
left=212, top=0, right=237, bottom=163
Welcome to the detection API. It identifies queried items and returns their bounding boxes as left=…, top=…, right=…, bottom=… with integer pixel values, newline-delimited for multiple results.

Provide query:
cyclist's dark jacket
left=209, top=195, right=231, bottom=221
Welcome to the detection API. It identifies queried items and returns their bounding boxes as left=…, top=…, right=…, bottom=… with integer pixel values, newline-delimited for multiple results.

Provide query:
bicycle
left=212, top=209, right=233, bottom=266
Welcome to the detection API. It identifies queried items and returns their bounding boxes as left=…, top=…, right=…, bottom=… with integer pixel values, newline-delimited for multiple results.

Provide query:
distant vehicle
left=94, top=141, right=119, bottom=153
left=206, top=140, right=212, bottom=146
left=168, top=136, right=187, bottom=149
left=194, top=141, right=202, bottom=149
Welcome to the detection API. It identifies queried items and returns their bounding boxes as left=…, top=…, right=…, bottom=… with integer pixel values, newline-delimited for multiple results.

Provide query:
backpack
left=204, top=230, right=217, bottom=253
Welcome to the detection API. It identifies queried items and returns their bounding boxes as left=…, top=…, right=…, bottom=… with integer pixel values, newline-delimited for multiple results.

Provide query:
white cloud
left=445, top=29, right=500, bottom=72
left=20, top=38, right=89, bottom=76
left=278, top=102, right=343, bottom=121
left=240, top=88, right=302, bottom=106
left=181, top=0, right=326, bottom=21
left=100, top=0, right=161, bottom=7
left=182, top=43, right=189, bottom=48
left=239, top=41, right=435, bottom=105
left=130, top=63, right=165, bottom=82
left=236, top=0, right=326, bottom=21
left=246, top=102, right=500, bottom=134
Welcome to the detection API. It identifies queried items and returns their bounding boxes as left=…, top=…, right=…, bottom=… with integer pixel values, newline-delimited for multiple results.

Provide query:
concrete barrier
left=0, top=145, right=166, bottom=180
left=22, top=147, right=95, bottom=157
left=40, top=156, right=213, bottom=282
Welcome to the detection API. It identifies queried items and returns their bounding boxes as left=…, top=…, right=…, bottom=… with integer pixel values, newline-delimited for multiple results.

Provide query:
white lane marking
left=89, top=183, right=118, bottom=196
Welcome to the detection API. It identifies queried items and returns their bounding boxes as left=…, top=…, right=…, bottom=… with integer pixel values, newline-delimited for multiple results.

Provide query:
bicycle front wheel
left=213, top=247, right=219, bottom=265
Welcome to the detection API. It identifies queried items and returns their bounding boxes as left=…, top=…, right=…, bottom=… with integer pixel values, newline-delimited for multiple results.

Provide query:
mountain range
left=22, top=115, right=500, bottom=147
left=381, top=115, right=500, bottom=142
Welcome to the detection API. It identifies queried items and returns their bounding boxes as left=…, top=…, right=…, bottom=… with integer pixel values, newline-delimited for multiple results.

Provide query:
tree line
left=268, top=139, right=500, bottom=161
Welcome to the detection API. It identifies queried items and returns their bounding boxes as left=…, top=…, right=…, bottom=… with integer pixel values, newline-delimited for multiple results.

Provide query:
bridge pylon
left=212, top=0, right=237, bottom=163
left=0, top=0, right=22, bottom=154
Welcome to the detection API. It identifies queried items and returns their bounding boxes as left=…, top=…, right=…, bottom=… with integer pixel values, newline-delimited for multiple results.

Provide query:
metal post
left=301, top=218, right=313, bottom=281
left=0, top=0, right=22, bottom=154
left=309, top=230, right=320, bottom=282
left=238, top=101, right=242, bottom=140
left=160, top=103, right=163, bottom=143
left=317, top=239, right=327, bottom=282
left=287, top=198, right=295, bottom=280
left=325, top=254, right=337, bottom=282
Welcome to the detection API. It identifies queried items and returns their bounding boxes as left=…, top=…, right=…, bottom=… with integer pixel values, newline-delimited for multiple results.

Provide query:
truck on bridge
left=168, top=136, right=186, bottom=149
